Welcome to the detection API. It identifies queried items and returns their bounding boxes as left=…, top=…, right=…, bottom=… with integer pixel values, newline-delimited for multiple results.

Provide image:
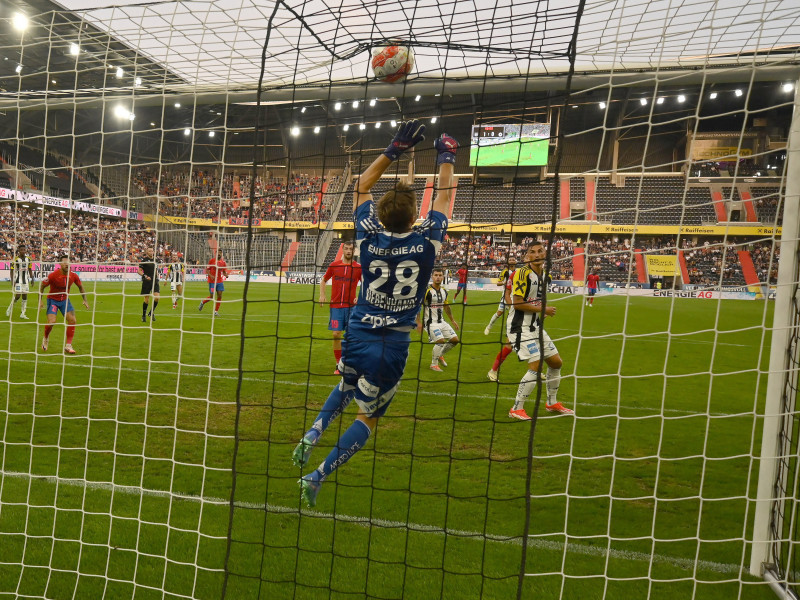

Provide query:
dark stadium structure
left=1, top=1, right=800, bottom=599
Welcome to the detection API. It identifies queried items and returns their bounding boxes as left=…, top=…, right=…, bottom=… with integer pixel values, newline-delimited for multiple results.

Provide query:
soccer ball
left=371, top=45, right=415, bottom=83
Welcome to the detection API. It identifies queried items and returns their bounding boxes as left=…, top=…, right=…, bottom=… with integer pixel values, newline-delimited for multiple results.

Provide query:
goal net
left=0, top=0, right=798, bottom=598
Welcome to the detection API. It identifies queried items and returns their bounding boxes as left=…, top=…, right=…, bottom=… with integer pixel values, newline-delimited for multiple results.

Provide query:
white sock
left=20, top=299, right=26, bottom=314
left=514, top=370, right=539, bottom=411
left=487, top=313, right=500, bottom=329
left=546, top=367, right=561, bottom=405
left=172, top=292, right=178, bottom=304
left=6, top=299, right=13, bottom=314
left=441, top=342, right=455, bottom=356
left=432, top=344, right=444, bottom=364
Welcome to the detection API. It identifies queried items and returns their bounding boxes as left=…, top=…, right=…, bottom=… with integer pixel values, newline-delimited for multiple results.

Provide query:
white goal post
left=751, top=76, right=800, bottom=593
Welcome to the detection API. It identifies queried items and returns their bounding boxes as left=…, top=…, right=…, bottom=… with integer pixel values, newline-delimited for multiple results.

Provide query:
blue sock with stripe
left=305, top=383, right=353, bottom=443
left=308, top=419, right=371, bottom=483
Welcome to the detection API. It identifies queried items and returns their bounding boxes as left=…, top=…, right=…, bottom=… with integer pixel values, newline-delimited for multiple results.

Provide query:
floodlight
left=12, top=13, right=29, bottom=32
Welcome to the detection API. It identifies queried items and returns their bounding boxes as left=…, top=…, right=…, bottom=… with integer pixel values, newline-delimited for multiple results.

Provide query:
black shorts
left=141, top=280, right=160, bottom=295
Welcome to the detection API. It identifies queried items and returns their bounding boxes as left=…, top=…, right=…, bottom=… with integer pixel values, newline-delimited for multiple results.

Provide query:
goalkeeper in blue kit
left=293, top=120, right=458, bottom=507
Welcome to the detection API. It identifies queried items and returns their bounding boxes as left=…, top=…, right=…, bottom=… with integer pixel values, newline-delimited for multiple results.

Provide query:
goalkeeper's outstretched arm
left=432, top=134, right=458, bottom=215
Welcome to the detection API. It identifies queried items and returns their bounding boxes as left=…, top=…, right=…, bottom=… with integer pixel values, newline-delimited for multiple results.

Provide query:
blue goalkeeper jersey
left=349, top=201, right=447, bottom=338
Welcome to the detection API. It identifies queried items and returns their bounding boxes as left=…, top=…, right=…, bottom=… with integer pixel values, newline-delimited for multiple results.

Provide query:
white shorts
left=170, top=282, right=182, bottom=291
left=510, top=329, right=558, bottom=362
left=13, top=284, right=29, bottom=294
left=426, top=322, right=457, bottom=343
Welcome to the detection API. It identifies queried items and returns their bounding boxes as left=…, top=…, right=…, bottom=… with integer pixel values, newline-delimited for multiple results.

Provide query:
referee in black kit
left=138, top=247, right=160, bottom=322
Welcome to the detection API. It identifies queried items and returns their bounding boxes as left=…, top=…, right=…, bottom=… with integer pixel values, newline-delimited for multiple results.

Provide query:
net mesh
left=0, top=0, right=798, bottom=599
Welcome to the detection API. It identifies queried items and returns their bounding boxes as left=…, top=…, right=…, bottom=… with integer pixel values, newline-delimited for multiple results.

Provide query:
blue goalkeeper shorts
left=338, top=332, right=410, bottom=418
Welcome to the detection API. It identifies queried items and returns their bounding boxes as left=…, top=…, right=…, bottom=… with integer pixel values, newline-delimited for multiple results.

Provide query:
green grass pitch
left=0, top=281, right=775, bottom=599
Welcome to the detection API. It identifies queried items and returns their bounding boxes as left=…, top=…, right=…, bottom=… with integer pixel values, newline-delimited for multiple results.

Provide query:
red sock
left=66, top=326, right=75, bottom=344
left=492, top=346, right=512, bottom=371
left=44, top=324, right=53, bottom=338
left=202, top=295, right=212, bottom=305
left=215, top=301, right=221, bottom=312
left=589, top=298, right=594, bottom=305
left=334, top=349, right=342, bottom=363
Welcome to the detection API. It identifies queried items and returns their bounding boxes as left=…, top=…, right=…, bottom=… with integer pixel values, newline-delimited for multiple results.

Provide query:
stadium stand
left=583, top=237, right=637, bottom=284
left=0, top=142, right=93, bottom=199
left=186, top=231, right=290, bottom=270
left=452, top=178, right=556, bottom=223
left=434, top=233, right=760, bottom=286
left=0, top=203, right=160, bottom=263
left=595, top=177, right=719, bottom=225
left=0, top=158, right=785, bottom=288
left=570, top=176, right=586, bottom=203
left=751, top=241, right=779, bottom=285
left=753, top=186, right=782, bottom=225
left=128, top=168, right=331, bottom=222
left=722, top=186, right=742, bottom=202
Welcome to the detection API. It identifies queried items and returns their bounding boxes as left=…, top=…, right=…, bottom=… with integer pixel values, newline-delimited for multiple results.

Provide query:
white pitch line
left=13, top=307, right=752, bottom=348
left=0, top=355, right=720, bottom=416
left=0, top=469, right=744, bottom=577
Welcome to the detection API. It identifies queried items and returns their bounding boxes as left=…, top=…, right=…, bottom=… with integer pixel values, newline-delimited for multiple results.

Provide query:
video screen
left=469, top=123, right=550, bottom=167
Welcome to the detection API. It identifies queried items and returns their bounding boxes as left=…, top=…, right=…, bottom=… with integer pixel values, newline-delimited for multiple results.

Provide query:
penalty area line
left=0, top=469, right=743, bottom=576
left=3, top=355, right=712, bottom=415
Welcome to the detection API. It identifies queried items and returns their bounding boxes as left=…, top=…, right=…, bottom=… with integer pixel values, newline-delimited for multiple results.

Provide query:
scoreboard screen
left=469, top=123, right=550, bottom=167
left=472, top=125, right=507, bottom=139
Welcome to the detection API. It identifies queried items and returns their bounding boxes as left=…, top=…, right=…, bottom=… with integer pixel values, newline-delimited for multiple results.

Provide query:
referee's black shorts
left=140, top=280, right=160, bottom=295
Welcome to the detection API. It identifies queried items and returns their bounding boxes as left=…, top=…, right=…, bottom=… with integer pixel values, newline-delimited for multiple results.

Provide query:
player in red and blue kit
left=453, top=264, right=469, bottom=305
left=586, top=269, right=600, bottom=306
left=293, top=121, right=458, bottom=507
left=199, top=250, right=227, bottom=315
left=319, top=240, right=361, bottom=373
left=39, top=255, right=90, bottom=354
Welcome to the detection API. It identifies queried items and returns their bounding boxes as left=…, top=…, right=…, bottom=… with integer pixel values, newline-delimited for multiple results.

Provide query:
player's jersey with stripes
left=498, top=267, right=512, bottom=298
left=350, top=200, right=447, bottom=337
left=11, top=256, right=32, bottom=285
left=508, top=266, right=551, bottom=334
left=423, top=286, right=448, bottom=327
left=168, top=262, right=184, bottom=283
left=504, top=268, right=516, bottom=304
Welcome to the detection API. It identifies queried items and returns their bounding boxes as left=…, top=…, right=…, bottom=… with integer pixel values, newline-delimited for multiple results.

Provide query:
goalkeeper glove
left=383, top=120, right=426, bottom=162
left=434, top=133, right=458, bottom=165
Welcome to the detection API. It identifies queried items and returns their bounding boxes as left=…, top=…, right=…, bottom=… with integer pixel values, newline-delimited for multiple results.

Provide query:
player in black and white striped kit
left=416, top=267, right=460, bottom=371
left=507, top=241, right=573, bottom=419
left=168, top=254, right=185, bottom=309
left=6, top=245, right=34, bottom=320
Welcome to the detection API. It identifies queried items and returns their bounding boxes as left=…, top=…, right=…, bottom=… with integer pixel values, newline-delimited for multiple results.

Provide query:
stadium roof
left=1, top=0, right=799, bottom=110
left=55, top=0, right=800, bottom=87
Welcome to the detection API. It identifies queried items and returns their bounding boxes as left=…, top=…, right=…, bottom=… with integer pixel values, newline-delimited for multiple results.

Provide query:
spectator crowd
left=0, top=200, right=782, bottom=289
left=0, top=203, right=174, bottom=264
left=435, top=234, right=778, bottom=286
left=751, top=241, right=779, bottom=285
left=131, top=169, right=333, bottom=223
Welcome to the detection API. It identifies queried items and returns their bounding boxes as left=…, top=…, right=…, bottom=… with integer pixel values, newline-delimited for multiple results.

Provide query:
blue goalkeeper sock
left=309, top=419, right=371, bottom=484
left=305, top=383, right=353, bottom=443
